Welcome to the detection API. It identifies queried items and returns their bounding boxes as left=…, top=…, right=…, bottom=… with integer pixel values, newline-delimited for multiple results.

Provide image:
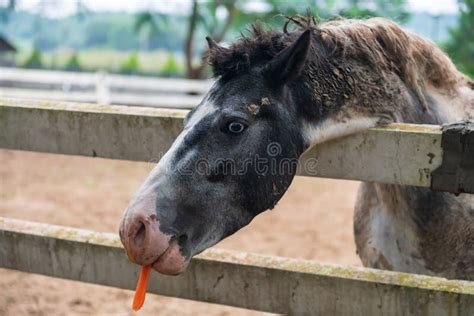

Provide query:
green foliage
left=134, top=11, right=171, bottom=51
left=120, top=52, right=140, bottom=74
left=65, top=52, right=82, bottom=71
left=160, top=54, right=182, bottom=77
left=445, top=0, right=474, bottom=78
left=2, top=0, right=416, bottom=78
left=227, top=0, right=410, bottom=42
left=1, top=11, right=184, bottom=52
left=135, top=12, right=159, bottom=33
left=342, top=0, right=410, bottom=23
left=263, top=0, right=410, bottom=23
left=0, top=0, right=15, bottom=23
left=23, top=48, right=43, bottom=68
left=83, top=16, right=140, bottom=50
left=1, top=2, right=411, bottom=55
left=15, top=49, right=181, bottom=75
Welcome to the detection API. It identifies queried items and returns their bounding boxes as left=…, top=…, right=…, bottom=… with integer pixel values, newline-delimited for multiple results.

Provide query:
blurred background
left=0, top=0, right=472, bottom=79
left=0, top=1, right=472, bottom=315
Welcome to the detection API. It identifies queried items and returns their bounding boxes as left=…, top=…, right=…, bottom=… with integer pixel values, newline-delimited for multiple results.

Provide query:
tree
left=0, top=0, right=16, bottom=22
left=185, top=0, right=238, bottom=79
left=134, top=11, right=170, bottom=51
left=23, top=48, right=43, bottom=69
left=445, top=0, right=474, bottom=78
left=181, top=0, right=410, bottom=79
left=334, top=0, right=409, bottom=22
left=65, top=52, right=82, bottom=72
left=132, top=0, right=410, bottom=79
left=134, top=1, right=241, bottom=79
left=160, top=53, right=183, bottom=78
left=120, top=52, right=140, bottom=74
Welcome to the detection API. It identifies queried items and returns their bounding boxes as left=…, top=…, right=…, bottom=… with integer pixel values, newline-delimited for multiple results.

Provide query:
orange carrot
left=132, top=265, right=152, bottom=311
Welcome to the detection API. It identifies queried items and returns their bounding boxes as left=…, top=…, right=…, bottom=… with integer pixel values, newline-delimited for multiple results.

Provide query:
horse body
left=356, top=183, right=474, bottom=279
left=120, top=17, right=473, bottom=280
left=291, top=19, right=474, bottom=280
left=354, top=82, right=474, bottom=279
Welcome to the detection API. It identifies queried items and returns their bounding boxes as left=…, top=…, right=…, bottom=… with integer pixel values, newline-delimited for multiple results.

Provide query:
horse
left=119, top=16, right=474, bottom=280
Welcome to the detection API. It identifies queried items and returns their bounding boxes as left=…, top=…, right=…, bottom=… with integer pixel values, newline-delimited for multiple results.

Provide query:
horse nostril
left=133, top=221, right=146, bottom=247
left=177, top=234, right=188, bottom=246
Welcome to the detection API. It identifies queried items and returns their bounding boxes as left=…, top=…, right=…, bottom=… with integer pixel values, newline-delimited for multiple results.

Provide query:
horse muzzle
left=119, top=203, right=189, bottom=275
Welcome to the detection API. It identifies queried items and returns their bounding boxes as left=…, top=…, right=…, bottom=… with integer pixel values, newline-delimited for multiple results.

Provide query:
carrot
left=132, top=265, right=152, bottom=311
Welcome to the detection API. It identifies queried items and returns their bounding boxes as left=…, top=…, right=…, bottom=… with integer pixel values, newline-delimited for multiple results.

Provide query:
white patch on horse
left=152, top=100, right=217, bottom=176
left=185, top=99, right=217, bottom=129
left=355, top=183, right=434, bottom=275
left=426, top=85, right=474, bottom=121
left=302, top=116, right=379, bottom=147
left=367, top=203, right=433, bottom=275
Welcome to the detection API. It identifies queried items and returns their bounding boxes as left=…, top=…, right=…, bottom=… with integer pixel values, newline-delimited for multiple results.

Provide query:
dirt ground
left=0, top=149, right=361, bottom=315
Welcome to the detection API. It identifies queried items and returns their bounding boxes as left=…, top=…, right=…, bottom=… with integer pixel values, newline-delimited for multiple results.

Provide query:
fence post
left=95, top=70, right=110, bottom=105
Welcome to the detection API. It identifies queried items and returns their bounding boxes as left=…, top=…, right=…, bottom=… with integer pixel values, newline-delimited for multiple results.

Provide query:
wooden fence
left=0, top=98, right=443, bottom=187
left=1, top=217, right=473, bottom=315
left=0, top=97, right=473, bottom=314
left=0, top=67, right=212, bottom=108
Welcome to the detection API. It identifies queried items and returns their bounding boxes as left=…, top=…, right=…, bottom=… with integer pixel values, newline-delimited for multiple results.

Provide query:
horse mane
left=207, top=16, right=466, bottom=106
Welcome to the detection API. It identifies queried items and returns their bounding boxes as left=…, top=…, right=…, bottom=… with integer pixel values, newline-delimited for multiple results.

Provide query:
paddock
left=0, top=97, right=473, bottom=315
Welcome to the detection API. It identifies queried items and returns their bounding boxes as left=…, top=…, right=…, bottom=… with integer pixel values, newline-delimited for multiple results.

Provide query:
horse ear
left=264, top=30, right=312, bottom=85
left=206, top=36, right=220, bottom=50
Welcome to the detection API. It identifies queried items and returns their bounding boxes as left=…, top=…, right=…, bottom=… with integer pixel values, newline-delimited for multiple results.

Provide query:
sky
left=4, top=0, right=460, bottom=18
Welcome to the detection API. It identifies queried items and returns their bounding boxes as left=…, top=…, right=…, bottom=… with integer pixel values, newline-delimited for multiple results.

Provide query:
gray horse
left=120, top=17, right=474, bottom=280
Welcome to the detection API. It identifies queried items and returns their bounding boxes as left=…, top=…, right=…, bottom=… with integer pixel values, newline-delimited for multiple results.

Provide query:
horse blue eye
left=227, top=122, right=245, bottom=134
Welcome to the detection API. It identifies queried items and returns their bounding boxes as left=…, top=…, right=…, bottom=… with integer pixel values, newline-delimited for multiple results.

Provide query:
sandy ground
left=0, top=149, right=361, bottom=315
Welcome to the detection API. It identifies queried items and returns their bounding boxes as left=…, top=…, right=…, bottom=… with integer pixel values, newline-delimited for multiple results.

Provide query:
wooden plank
left=299, top=124, right=442, bottom=187
left=0, top=217, right=472, bottom=315
left=0, top=98, right=443, bottom=187
left=0, top=87, right=99, bottom=103
left=0, top=67, right=212, bottom=93
left=0, top=98, right=186, bottom=161
left=108, top=92, right=202, bottom=108
left=0, top=87, right=201, bottom=109
left=0, top=67, right=97, bottom=86
left=107, top=73, right=212, bottom=93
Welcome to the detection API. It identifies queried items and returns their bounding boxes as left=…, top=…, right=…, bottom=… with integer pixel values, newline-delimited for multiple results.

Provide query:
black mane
left=206, top=15, right=463, bottom=105
left=207, top=17, right=315, bottom=77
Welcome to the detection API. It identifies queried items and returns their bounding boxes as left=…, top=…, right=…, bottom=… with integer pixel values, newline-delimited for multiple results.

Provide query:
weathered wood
left=0, top=98, right=186, bottom=161
left=299, top=123, right=442, bottom=187
left=0, top=66, right=213, bottom=94
left=0, top=67, right=213, bottom=94
left=0, top=98, right=443, bottom=187
left=0, top=87, right=202, bottom=109
left=0, top=217, right=472, bottom=315
left=0, top=67, right=211, bottom=108
left=0, top=67, right=99, bottom=86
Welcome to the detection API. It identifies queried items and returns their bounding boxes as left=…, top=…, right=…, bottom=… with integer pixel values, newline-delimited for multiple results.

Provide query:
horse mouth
left=150, top=240, right=189, bottom=275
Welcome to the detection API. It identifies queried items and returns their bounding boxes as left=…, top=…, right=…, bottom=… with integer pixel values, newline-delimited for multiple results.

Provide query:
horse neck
left=367, top=81, right=473, bottom=235
left=362, top=79, right=472, bottom=126
left=418, top=83, right=474, bottom=124
left=299, top=61, right=473, bottom=148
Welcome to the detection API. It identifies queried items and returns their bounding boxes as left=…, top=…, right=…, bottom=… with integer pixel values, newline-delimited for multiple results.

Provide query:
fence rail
left=1, top=97, right=473, bottom=314
left=0, top=97, right=443, bottom=187
left=0, top=67, right=212, bottom=108
left=1, top=217, right=472, bottom=315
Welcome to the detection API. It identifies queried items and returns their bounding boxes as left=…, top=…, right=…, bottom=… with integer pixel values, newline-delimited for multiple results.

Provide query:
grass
left=15, top=48, right=187, bottom=76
